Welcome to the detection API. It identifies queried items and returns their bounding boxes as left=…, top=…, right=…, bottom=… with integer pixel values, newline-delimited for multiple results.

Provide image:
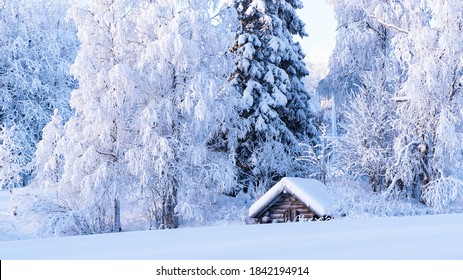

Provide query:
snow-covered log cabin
left=249, top=177, right=333, bottom=223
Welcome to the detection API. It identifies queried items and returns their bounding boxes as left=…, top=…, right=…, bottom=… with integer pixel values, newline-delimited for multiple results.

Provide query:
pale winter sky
left=297, top=0, right=336, bottom=65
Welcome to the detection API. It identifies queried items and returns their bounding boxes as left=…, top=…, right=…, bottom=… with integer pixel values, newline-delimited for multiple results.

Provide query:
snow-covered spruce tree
left=0, top=126, right=24, bottom=192
left=12, top=109, right=75, bottom=236
left=29, top=109, right=66, bottom=192
left=388, top=0, right=463, bottom=209
left=230, top=0, right=318, bottom=196
left=0, top=0, right=77, bottom=190
left=125, top=0, right=237, bottom=229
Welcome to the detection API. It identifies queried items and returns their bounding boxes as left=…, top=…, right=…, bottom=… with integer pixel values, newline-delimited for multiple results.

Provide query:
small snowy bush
left=328, top=180, right=430, bottom=219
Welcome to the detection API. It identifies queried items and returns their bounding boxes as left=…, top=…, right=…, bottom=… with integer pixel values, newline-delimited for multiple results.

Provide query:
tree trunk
left=419, top=142, right=430, bottom=204
left=331, top=95, right=337, bottom=137
left=113, top=198, right=121, bottom=232
left=162, top=186, right=178, bottom=229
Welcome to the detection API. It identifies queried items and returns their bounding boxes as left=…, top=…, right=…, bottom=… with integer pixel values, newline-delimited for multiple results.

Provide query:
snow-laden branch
left=362, top=7, right=410, bottom=34
left=95, top=149, right=118, bottom=161
left=393, top=140, right=420, bottom=167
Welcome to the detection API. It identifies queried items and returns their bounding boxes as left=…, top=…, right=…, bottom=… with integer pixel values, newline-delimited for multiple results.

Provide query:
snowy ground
left=1, top=208, right=463, bottom=259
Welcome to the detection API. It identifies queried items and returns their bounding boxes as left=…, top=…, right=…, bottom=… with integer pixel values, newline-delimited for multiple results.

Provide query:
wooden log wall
left=258, top=193, right=317, bottom=223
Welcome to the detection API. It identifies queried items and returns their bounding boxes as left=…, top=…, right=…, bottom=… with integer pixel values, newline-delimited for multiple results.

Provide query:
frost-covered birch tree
left=19, top=0, right=143, bottom=235
left=61, top=0, right=146, bottom=233
left=318, top=0, right=409, bottom=133
left=0, top=0, right=77, bottom=190
left=230, top=0, right=318, bottom=196
left=126, top=0, right=238, bottom=229
left=389, top=0, right=463, bottom=209
left=332, top=0, right=411, bottom=191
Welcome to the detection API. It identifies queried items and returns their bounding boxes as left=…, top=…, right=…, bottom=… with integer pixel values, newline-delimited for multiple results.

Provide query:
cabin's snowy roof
left=248, top=177, right=333, bottom=218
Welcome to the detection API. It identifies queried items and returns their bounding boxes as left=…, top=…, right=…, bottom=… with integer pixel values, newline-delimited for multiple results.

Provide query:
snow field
left=1, top=212, right=463, bottom=260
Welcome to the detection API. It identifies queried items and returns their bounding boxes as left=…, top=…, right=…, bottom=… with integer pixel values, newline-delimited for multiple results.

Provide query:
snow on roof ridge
left=248, top=177, right=333, bottom=219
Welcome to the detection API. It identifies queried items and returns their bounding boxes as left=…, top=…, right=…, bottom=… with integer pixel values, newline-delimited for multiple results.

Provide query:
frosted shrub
left=208, top=193, right=254, bottom=225
left=421, top=177, right=463, bottom=212
left=329, top=180, right=429, bottom=218
left=37, top=211, right=92, bottom=237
